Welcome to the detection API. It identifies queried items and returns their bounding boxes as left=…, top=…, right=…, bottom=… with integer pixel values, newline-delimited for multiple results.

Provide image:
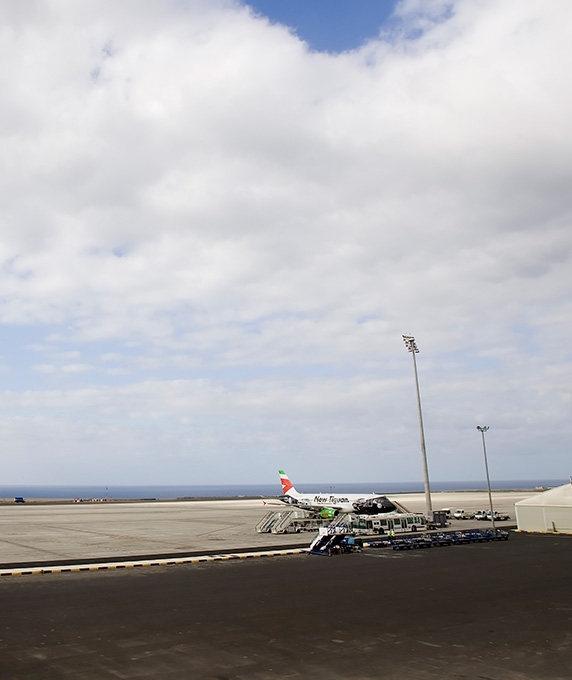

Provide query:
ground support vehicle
left=474, top=510, right=511, bottom=522
left=350, top=512, right=427, bottom=535
left=366, top=528, right=509, bottom=550
left=485, top=511, right=511, bottom=521
left=308, top=527, right=363, bottom=556
left=426, top=510, right=450, bottom=529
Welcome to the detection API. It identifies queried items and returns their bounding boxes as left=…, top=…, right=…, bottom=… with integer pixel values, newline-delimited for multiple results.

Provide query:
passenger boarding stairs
left=328, top=511, right=352, bottom=530
left=308, top=526, right=362, bottom=555
left=256, top=509, right=315, bottom=534
left=256, top=508, right=354, bottom=535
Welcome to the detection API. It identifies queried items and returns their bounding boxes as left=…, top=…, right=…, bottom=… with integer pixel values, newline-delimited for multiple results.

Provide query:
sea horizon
left=0, top=478, right=567, bottom=500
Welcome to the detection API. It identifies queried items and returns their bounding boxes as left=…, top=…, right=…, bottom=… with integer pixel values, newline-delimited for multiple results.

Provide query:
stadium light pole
left=402, top=335, right=433, bottom=517
left=476, top=425, right=496, bottom=530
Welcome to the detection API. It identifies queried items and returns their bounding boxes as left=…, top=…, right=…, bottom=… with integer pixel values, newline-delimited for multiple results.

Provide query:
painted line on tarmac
left=0, top=548, right=308, bottom=577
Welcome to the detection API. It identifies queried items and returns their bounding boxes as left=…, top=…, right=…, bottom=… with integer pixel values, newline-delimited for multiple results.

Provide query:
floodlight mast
left=477, top=425, right=496, bottom=530
left=402, top=335, right=433, bottom=516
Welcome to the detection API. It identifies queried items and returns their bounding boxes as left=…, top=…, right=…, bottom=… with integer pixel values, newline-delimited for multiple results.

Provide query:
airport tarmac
left=0, top=490, right=532, bottom=566
left=0, top=532, right=570, bottom=680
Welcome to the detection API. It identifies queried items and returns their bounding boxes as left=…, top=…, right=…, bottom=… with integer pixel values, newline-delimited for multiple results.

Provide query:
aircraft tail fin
left=279, top=470, right=296, bottom=495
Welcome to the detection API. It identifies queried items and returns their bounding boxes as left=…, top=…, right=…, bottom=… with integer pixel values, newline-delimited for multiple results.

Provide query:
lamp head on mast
left=402, top=335, right=419, bottom=353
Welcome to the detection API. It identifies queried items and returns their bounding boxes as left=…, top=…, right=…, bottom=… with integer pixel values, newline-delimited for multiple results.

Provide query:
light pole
left=402, top=335, right=433, bottom=517
left=476, top=425, right=496, bottom=530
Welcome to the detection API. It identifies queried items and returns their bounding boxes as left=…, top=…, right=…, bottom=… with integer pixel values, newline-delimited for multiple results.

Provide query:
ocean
left=1, top=479, right=567, bottom=500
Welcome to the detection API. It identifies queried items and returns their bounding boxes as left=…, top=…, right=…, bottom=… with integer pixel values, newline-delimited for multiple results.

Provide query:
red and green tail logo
left=279, top=470, right=293, bottom=494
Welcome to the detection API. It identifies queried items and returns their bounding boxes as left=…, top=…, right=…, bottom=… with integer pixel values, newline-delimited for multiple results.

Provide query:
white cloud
left=32, top=364, right=57, bottom=374
left=61, top=363, right=94, bottom=374
left=0, top=0, right=571, bottom=483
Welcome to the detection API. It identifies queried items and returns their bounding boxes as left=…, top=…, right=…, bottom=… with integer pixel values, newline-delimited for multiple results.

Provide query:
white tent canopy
left=515, top=482, right=572, bottom=534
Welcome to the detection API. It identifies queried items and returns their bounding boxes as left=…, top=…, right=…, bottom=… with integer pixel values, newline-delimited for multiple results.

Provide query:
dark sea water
left=1, top=479, right=567, bottom=500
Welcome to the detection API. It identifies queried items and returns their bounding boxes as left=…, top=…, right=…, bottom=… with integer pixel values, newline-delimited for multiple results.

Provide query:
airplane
left=278, top=470, right=408, bottom=515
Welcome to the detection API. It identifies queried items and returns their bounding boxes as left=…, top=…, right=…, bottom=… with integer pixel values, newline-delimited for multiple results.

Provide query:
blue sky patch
left=245, top=0, right=400, bottom=52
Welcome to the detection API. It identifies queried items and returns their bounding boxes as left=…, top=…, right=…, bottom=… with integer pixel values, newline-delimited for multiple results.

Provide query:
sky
left=246, top=0, right=400, bottom=53
left=0, top=0, right=571, bottom=486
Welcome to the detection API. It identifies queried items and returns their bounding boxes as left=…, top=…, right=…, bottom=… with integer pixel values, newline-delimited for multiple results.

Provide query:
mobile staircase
left=327, top=511, right=352, bottom=530
left=256, top=507, right=356, bottom=534
left=256, top=509, right=325, bottom=534
left=308, top=526, right=363, bottom=556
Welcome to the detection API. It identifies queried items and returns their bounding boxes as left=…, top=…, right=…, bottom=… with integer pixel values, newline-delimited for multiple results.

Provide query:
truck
left=485, top=511, right=511, bottom=521
left=474, top=510, right=511, bottom=521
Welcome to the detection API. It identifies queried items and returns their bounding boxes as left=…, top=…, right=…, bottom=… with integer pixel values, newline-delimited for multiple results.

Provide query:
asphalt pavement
left=0, top=532, right=570, bottom=680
